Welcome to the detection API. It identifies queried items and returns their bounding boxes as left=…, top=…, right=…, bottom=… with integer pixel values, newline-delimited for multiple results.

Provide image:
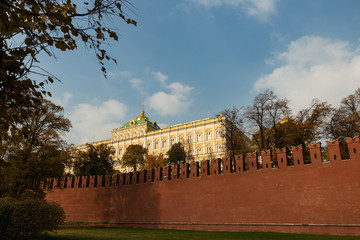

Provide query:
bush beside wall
left=0, top=198, right=65, bottom=240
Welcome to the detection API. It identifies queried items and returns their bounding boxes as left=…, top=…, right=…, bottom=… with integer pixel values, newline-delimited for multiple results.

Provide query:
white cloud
left=129, top=78, right=143, bottom=89
left=52, top=92, right=73, bottom=107
left=147, top=73, right=194, bottom=116
left=190, top=0, right=276, bottom=21
left=254, top=36, right=360, bottom=113
left=108, top=70, right=132, bottom=79
left=66, top=99, right=127, bottom=145
left=152, top=71, right=168, bottom=84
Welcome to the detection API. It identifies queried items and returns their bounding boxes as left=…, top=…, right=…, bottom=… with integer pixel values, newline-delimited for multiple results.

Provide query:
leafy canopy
left=166, top=143, right=186, bottom=165
left=72, top=143, right=115, bottom=176
left=0, top=100, right=71, bottom=199
left=0, top=0, right=136, bottom=143
left=145, top=153, right=165, bottom=169
left=122, top=144, right=147, bottom=172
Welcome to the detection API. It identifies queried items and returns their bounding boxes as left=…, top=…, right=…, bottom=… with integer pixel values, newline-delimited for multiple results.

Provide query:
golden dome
left=136, top=110, right=149, bottom=121
left=280, top=114, right=288, bottom=124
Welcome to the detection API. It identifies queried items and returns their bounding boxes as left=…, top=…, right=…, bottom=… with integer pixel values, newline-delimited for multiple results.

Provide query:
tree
left=326, top=88, right=360, bottom=140
left=244, top=90, right=276, bottom=151
left=0, top=99, right=71, bottom=199
left=122, top=144, right=147, bottom=172
left=72, top=143, right=115, bottom=176
left=220, top=108, right=250, bottom=160
left=0, top=0, right=136, bottom=145
left=166, top=143, right=186, bottom=165
left=144, top=153, right=165, bottom=169
left=266, top=96, right=290, bottom=149
left=271, top=99, right=332, bottom=152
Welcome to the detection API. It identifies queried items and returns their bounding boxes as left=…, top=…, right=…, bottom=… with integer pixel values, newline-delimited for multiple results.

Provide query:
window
left=187, top=135, right=192, bottom=144
left=118, top=147, right=123, bottom=155
left=170, top=138, right=175, bottom=146
left=216, top=130, right=221, bottom=139
left=206, top=146, right=212, bottom=153
left=197, top=133, right=202, bottom=142
left=162, top=139, right=167, bottom=148
left=179, top=136, right=183, bottom=143
left=147, top=143, right=151, bottom=149
left=206, top=131, right=211, bottom=141
left=197, top=148, right=202, bottom=155
left=154, top=141, right=159, bottom=149
left=216, top=145, right=222, bottom=152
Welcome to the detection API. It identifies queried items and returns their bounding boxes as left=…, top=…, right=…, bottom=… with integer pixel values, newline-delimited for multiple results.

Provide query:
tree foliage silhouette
left=72, top=143, right=115, bottom=177
left=0, top=100, right=71, bottom=199
left=122, top=144, right=147, bottom=172
left=0, top=0, right=136, bottom=144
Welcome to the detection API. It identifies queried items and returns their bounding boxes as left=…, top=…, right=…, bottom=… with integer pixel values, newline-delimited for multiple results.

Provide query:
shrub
left=0, top=197, right=65, bottom=240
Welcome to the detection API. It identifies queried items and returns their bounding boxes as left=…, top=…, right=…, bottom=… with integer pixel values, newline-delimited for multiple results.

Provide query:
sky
left=40, top=0, right=360, bottom=145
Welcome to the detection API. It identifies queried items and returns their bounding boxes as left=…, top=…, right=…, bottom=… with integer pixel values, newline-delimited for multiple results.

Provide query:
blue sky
left=42, top=0, right=360, bottom=145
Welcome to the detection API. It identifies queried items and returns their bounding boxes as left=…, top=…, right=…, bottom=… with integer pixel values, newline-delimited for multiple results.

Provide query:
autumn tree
left=220, top=108, right=250, bottom=160
left=72, top=143, right=115, bottom=176
left=122, top=144, right=147, bottom=171
left=0, top=100, right=71, bottom=199
left=326, top=88, right=360, bottom=140
left=244, top=90, right=276, bottom=151
left=266, top=96, right=290, bottom=149
left=0, top=0, right=136, bottom=144
left=144, top=153, right=165, bottom=169
left=166, top=143, right=186, bottom=165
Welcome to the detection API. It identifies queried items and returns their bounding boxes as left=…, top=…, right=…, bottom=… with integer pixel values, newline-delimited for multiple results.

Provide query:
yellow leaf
left=40, top=13, right=47, bottom=23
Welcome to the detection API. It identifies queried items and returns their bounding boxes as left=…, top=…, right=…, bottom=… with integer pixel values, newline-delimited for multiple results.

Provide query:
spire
left=136, top=91, right=149, bottom=121
left=280, top=113, right=288, bottom=124
left=142, top=90, right=144, bottom=115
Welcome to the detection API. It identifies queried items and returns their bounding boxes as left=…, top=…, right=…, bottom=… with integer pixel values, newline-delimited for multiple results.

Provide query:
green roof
left=122, top=118, right=159, bottom=129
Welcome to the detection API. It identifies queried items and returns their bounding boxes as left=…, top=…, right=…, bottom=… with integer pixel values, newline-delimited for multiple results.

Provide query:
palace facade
left=77, top=111, right=226, bottom=172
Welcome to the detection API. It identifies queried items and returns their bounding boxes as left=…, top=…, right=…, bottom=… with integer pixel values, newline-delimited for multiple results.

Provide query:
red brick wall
left=46, top=137, right=360, bottom=235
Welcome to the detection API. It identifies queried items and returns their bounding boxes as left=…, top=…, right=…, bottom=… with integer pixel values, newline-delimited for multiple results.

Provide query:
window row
left=118, top=144, right=223, bottom=156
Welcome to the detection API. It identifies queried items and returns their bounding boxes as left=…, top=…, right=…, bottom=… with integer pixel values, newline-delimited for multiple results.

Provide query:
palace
left=77, top=110, right=227, bottom=172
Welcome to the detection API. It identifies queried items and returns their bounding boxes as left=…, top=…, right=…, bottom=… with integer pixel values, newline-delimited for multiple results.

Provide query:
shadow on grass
left=38, top=226, right=360, bottom=240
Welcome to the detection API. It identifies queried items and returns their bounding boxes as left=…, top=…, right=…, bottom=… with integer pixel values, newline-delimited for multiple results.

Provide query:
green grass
left=41, top=226, right=360, bottom=240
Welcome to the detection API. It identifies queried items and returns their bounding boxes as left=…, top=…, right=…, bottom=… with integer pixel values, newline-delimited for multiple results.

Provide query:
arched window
left=206, top=131, right=211, bottom=141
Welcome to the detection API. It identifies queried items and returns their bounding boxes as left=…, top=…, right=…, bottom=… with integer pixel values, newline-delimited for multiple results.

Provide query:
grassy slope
left=42, top=226, right=360, bottom=240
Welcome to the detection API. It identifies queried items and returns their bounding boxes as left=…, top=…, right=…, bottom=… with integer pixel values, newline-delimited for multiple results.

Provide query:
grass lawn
left=42, top=226, right=360, bottom=240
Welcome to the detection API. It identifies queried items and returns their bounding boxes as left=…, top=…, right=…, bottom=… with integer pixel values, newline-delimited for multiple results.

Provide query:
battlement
left=47, top=136, right=360, bottom=190
left=46, top=136, right=360, bottom=236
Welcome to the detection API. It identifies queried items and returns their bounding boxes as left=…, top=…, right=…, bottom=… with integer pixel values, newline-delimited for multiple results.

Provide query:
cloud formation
left=107, top=70, right=132, bottom=79
left=129, top=77, right=143, bottom=89
left=152, top=71, right=168, bottom=84
left=66, top=99, right=127, bottom=145
left=254, top=36, right=360, bottom=113
left=147, top=72, right=194, bottom=116
left=53, top=92, right=73, bottom=107
left=190, top=0, right=276, bottom=21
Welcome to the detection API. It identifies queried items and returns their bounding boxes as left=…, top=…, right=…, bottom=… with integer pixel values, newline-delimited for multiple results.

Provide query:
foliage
left=244, top=90, right=291, bottom=151
left=277, top=99, right=332, bottom=148
left=122, top=144, right=147, bottom=172
left=72, top=143, right=115, bottom=176
left=326, top=88, right=360, bottom=140
left=0, top=0, right=136, bottom=147
left=221, top=107, right=251, bottom=160
left=244, top=90, right=276, bottom=150
left=0, top=99, right=71, bottom=199
left=145, top=153, right=165, bottom=169
left=0, top=197, right=65, bottom=240
left=166, top=143, right=186, bottom=165
left=242, top=90, right=331, bottom=152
